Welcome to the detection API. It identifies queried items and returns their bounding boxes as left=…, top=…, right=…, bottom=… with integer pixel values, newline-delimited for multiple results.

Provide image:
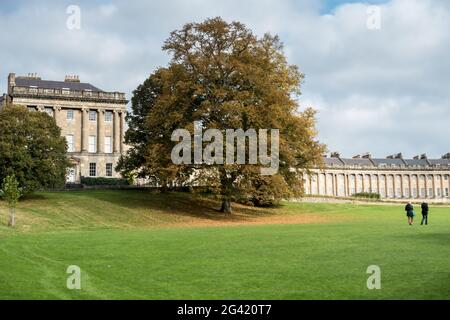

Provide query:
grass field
left=0, top=190, right=449, bottom=299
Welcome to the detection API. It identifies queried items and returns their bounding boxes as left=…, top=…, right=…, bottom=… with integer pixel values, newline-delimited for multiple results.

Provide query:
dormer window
left=62, top=88, right=70, bottom=95
left=29, top=85, right=38, bottom=93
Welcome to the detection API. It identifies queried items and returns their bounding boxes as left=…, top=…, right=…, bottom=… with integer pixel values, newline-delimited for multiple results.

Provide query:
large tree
left=0, top=104, right=71, bottom=194
left=118, top=17, right=325, bottom=212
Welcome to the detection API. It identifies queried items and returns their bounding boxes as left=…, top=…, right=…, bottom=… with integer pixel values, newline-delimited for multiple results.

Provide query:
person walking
left=421, top=202, right=429, bottom=225
left=405, top=202, right=415, bottom=225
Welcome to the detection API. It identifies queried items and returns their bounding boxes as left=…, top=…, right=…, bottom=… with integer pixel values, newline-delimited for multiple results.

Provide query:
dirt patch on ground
left=161, top=212, right=342, bottom=229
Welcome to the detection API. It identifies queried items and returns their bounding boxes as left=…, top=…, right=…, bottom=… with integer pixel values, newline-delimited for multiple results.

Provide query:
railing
left=12, top=86, right=126, bottom=101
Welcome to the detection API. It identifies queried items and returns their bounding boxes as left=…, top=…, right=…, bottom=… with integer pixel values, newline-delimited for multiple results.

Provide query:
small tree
left=0, top=175, right=22, bottom=227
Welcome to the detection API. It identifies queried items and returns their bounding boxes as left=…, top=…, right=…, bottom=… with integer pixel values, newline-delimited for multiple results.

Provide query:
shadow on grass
left=66, top=189, right=280, bottom=222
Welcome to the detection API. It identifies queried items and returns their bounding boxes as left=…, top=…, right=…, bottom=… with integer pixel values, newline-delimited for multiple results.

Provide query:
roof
left=428, top=159, right=450, bottom=166
left=323, top=157, right=344, bottom=166
left=15, top=77, right=103, bottom=92
left=371, top=158, right=405, bottom=166
left=340, top=158, right=374, bottom=167
left=404, top=159, right=429, bottom=166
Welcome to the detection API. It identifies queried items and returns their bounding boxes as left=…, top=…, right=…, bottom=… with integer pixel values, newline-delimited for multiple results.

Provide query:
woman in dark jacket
left=405, top=202, right=415, bottom=225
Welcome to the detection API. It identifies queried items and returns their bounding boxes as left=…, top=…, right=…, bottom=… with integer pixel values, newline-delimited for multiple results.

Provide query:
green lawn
left=0, top=190, right=449, bottom=299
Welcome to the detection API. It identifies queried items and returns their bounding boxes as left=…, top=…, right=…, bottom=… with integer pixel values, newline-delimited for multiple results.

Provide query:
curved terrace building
left=305, top=152, right=450, bottom=202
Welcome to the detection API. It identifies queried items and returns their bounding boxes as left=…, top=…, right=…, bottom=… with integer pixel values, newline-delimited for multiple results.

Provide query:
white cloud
left=0, top=0, right=449, bottom=158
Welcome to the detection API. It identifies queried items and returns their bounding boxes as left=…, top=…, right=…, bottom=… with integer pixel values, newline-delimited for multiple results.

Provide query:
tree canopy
left=118, top=17, right=325, bottom=212
left=0, top=104, right=71, bottom=194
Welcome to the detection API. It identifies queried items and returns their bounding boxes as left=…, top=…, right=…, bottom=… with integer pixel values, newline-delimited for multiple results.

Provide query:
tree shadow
left=76, top=189, right=279, bottom=223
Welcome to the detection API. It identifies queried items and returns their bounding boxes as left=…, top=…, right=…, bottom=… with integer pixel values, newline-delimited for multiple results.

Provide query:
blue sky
left=1, top=0, right=449, bottom=158
left=320, top=0, right=389, bottom=13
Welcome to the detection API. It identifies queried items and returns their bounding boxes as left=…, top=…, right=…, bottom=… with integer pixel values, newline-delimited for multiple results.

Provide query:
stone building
left=305, top=152, right=450, bottom=202
left=0, top=73, right=128, bottom=183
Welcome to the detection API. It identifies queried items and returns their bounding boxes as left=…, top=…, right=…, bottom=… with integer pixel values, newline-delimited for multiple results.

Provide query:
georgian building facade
left=305, top=153, right=450, bottom=202
left=0, top=73, right=128, bottom=183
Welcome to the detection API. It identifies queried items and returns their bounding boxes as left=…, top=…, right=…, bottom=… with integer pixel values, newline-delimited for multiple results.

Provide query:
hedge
left=80, top=177, right=129, bottom=186
left=352, top=192, right=381, bottom=200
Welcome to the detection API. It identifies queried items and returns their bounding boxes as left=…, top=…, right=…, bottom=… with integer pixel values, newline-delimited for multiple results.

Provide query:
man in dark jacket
left=421, top=202, right=429, bottom=225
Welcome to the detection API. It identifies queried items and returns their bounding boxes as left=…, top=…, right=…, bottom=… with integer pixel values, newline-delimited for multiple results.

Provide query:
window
left=67, top=109, right=74, bottom=121
left=27, top=106, right=37, bottom=112
left=429, top=188, right=433, bottom=197
left=437, top=188, right=441, bottom=197
left=89, top=163, right=96, bottom=177
left=105, top=111, right=113, bottom=122
left=104, top=136, right=112, bottom=154
left=88, top=136, right=97, bottom=153
left=66, top=135, right=74, bottom=152
left=89, top=110, right=97, bottom=122
left=106, top=163, right=113, bottom=177
left=420, top=188, right=426, bottom=197
left=445, top=175, right=449, bottom=181
left=446, top=188, right=449, bottom=197
left=62, top=88, right=70, bottom=95
left=44, top=107, right=54, bottom=117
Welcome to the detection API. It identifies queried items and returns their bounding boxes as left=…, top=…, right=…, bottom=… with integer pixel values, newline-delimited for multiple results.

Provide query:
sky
left=0, top=0, right=449, bottom=159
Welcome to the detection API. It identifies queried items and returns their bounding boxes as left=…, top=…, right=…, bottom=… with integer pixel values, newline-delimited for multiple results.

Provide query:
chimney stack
left=442, top=153, right=450, bottom=159
left=361, top=152, right=371, bottom=159
left=420, top=153, right=427, bottom=160
left=65, top=75, right=80, bottom=83
left=7, top=73, right=16, bottom=95
left=330, top=152, right=340, bottom=158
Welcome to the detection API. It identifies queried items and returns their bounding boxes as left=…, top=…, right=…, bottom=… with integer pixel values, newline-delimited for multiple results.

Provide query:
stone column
left=416, top=175, right=420, bottom=199
left=324, top=173, right=328, bottom=196
left=432, top=175, right=436, bottom=198
left=82, top=108, right=89, bottom=152
left=334, top=174, right=338, bottom=196
left=317, top=173, right=320, bottom=195
left=97, top=109, right=104, bottom=153
left=424, top=174, right=428, bottom=198
left=393, top=175, right=397, bottom=198
left=376, top=174, right=381, bottom=194
left=52, top=106, right=61, bottom=125
left=400, top=174, right=404, bottom=198
left=384, top=174, right=388, bottom=198
left=120, top=111, right=126, bottom=153
left=408, top=175, right=412, bottom=199
left=113, top=110, right=120, bottom=153
left=440, top=174, right=444, bottom=198
left=345, top=174, right=350, bottom=196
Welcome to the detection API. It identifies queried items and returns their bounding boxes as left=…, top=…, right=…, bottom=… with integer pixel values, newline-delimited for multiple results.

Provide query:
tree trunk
left=220, top=198, right=232, bottom=214
left=8, top=207, right=15, bottom=228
